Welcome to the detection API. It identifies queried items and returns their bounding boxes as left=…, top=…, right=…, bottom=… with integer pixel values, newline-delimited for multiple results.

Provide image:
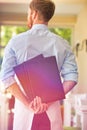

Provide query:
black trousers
left=31, top=112, right=51, bottom=130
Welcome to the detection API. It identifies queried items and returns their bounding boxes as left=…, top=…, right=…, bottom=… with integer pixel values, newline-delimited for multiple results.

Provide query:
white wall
left=74, top=4, right=87, bottom=93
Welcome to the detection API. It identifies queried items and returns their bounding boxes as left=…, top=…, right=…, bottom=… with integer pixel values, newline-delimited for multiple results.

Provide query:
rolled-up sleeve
left=61, top=49, right=78, bottom=83
left=0, top=39, right=17, bottom=89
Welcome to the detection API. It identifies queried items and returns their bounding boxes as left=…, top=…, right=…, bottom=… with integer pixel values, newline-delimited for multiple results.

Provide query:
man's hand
left=28, top=96, right=48, bottom=114
left=6, top=83, right=48, bottom=114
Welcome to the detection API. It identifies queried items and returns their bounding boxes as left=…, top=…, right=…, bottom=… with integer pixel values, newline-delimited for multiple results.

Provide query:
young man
left=0, top=0, right=78, bottom=130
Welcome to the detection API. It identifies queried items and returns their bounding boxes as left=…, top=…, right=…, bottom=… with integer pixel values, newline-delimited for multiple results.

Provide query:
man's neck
left=33, top=19, right=48, bottom=26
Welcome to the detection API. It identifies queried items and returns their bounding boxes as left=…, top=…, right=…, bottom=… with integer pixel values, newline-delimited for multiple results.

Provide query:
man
left=0, top=0, right=78, bottom=130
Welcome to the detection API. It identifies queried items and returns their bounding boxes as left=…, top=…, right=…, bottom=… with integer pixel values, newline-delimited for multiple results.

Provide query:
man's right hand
left=28, top=96, right=48, bottom=114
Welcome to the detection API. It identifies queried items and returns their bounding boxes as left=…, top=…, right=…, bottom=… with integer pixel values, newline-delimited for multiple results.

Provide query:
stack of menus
left=14, top=54, right=65, bottom=103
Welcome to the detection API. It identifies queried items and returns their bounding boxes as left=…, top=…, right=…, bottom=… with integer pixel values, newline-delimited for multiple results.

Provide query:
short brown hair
left=29, top=0, right=55, bottom=22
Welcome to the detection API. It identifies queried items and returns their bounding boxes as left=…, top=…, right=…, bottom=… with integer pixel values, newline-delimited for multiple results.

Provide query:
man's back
left=9, top=24, right=69, bottom=71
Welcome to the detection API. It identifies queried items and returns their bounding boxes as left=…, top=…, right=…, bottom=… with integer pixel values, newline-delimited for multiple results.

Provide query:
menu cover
left=14, top=54, right=65, bottom=103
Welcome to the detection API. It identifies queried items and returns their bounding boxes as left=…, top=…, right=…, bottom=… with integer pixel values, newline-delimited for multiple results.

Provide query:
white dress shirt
left=0, top=24, right=78, bottom=130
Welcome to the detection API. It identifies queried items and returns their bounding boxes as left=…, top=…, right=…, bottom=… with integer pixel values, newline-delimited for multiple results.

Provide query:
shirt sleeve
left=0, top=39, right=17, bottom=89
left=61, top=47, right=78, bottom=83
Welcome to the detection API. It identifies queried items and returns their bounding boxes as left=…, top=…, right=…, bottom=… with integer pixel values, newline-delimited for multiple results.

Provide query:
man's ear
left=32, top=10, right=37, bottom=20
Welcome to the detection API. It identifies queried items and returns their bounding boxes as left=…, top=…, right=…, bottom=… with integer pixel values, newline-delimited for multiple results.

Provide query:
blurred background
left=0, top=0, right=87, bottom=130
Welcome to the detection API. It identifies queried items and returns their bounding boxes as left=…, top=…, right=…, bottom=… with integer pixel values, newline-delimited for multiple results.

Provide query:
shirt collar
left=31, top=24, right=48, bottom=30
